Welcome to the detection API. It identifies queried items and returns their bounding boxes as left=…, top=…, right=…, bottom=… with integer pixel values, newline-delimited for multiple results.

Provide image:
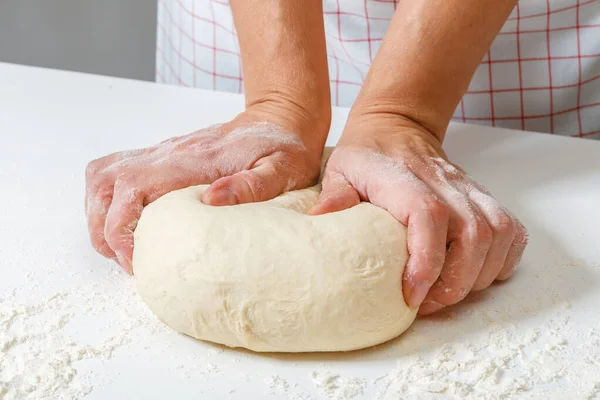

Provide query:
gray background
left=0, top=0, right=157, bottom=81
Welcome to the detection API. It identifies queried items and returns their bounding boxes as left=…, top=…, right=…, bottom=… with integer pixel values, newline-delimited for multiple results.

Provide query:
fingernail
left=206, top=189, right=238, bottom=206
left=419, top=301, right=444, bottom=315
left=409, top=282, right=431, bottom=309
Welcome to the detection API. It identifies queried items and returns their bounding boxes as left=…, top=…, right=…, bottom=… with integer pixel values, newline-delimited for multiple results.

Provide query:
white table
left=1, top=62, right=599, bottom=400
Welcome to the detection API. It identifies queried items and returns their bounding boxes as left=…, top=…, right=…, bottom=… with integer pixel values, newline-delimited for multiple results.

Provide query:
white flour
left=298, top=308, right=600, bottom=400
left=312, top=372, right=366, bottom=399
left=1, top=292, right=102, bottom=399
left=265, top=375, right=291, bottom=393
left=0, top=277, right=170, bottom=400
left=2, top=259, right=599, bottom=400
left=373, top=312, right=600, bottom=400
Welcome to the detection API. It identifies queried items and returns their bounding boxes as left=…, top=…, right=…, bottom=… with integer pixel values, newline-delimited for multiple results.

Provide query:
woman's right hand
left=85, top=108, right=328, bottom=274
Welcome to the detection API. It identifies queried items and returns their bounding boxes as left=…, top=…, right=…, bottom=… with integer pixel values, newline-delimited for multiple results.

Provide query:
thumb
left=308, top=171, right=360, bottom=215
left=202, top=162, right=295, bottom=206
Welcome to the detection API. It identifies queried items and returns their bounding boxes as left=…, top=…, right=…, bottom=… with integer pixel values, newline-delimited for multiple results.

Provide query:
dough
left=133, top=185, right=417, bottom=352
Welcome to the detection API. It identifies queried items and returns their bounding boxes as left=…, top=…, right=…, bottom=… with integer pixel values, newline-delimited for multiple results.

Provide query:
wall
left=0, top=0, right=157, bottom=81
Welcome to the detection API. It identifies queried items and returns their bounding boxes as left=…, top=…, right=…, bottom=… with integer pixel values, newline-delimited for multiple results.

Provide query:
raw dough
left=133, top=185, right=417, bottom=352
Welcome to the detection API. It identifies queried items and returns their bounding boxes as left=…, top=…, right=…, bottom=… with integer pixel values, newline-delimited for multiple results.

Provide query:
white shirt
left=157, top=0, right=600, bottom=139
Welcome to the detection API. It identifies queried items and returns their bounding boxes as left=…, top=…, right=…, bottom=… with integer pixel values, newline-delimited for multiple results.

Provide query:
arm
left=230, top=0, right=331, bottom=150
left=353, top=0, right=518, bottom=141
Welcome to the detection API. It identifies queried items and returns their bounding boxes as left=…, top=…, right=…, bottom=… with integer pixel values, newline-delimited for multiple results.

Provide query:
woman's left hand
left=310, top=114, right=528, bottom=315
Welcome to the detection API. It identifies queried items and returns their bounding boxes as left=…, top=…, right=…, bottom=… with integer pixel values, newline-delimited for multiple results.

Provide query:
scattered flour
left=0, top=278, right=170, bottom=400
left=1, top=292, right=110, bottom=399
left=4, top=284, right=598, bottom=400
left=289, top=392, right=316, bottom=400
left=372, top=312, right=600, bottom=400
left=200, top=363, right=221, bottom=375
left=3, top=257, right=600, bottom=400
left=312, top=371, right=366, bottom=400
left=265, top=375, right=290, bottom=394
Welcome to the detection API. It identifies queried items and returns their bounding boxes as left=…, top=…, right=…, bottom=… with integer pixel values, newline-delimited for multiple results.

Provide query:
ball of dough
left=133, top=185, right=417, bottom=352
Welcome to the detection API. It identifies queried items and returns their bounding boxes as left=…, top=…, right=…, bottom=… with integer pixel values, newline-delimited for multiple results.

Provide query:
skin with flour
left=85, top=0, right=528, bottom=315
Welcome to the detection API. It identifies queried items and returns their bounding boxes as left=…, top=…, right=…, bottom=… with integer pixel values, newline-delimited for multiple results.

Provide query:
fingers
left=358, top=169, right=449, bottom=310
left=497, top=220, right=528, bottom=280
left=419, top=196, right=492, bottom=315
left=201, top=159, right=304, bottom=206
left=313, top=158, right=449, bottom=310
left=86, top=187, right=115, bottom=259
left=104, top=177, right=144, bottom=274
left=85, top=158, right=116, bottom=259
left=402, top=200, right=450, bottom=309
left=309, top=148, right=526, bottom=316
left=469, top=191, right=516, bottom=291
left=312, top=166, right=448, bottom=310
left=307, top=171, right=360, bottom=215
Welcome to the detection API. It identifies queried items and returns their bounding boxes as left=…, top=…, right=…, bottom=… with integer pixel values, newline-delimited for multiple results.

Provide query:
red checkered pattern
left=157, top=0, right=600, bottom=138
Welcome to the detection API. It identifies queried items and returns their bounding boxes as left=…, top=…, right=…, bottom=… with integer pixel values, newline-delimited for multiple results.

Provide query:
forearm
left=230, top=0, right=331, bottom=138
left=352, top=0, right=517, bottom=141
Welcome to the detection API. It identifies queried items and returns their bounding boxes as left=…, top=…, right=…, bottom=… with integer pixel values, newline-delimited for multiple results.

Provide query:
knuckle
left=238, top=171, right=266, bottom=199
left=464, top=216, right=493, bottom=246
left=85, top=158, right=104, bottom=177
left=86, top=187, right=114, bottom=219
left=113, top=176, right=144, bottom=202
left=114, top=173, right=134, bottom=189
left=95, top=184, right=114, bottom=200
left=423, top=198, right=450, bottom=219
left=489, top=211, right=515, bottom=237
left=85, top=157, right=118, bottom=192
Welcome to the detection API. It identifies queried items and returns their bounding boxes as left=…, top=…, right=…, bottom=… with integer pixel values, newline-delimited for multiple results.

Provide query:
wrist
left=350, top=91, right=449, bottom=144
left=340, top=108, right=448, bottom=161
left=244, top=91, right=331, bottom=150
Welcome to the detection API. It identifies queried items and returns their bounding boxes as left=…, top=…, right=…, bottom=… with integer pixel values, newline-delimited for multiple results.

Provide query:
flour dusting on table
left=312, top=371, right=366, bottom=399
left=373, top=311, right=600, bottom=399
left=0, top=277, right=169, bottom=400
left=2, top=258, right=600, bottom=399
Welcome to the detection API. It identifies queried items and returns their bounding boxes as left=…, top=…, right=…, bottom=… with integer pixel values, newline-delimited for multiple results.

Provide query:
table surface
left=1, top=62, right=600, bottom=400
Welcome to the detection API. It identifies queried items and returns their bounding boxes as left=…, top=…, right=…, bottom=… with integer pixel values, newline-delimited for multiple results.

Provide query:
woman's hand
left=310, top=114, right=528, bottom=315
left=85, top=108, right=327, bottom=274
